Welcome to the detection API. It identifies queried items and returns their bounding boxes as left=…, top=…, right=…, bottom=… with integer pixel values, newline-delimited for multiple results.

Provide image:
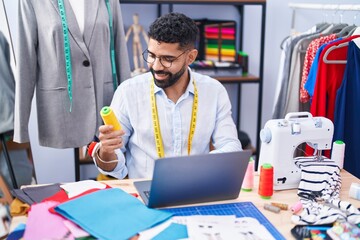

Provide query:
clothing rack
left=289, top=3, right=360, bottom=11
left=289, top=3, right=360, bottom=33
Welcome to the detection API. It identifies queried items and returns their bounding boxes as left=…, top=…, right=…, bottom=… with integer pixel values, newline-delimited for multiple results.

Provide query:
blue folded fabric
left=152, top=223, right=188, bottom=240
left=55, top=188, right=172, bottom=240
left=6, top=223, right=26, bottom=240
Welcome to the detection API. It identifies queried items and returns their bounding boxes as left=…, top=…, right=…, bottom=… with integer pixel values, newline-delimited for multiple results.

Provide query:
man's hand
left=98, top=125, right=124, bottom=156
left=95, top=125, right=125, bottom=171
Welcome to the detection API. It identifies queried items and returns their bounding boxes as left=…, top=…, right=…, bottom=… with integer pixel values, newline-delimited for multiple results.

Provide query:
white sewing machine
left=258, top=112, right=334, bottom=190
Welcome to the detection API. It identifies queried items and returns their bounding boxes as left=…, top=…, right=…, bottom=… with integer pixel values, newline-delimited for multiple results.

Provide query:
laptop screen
left=134, top=150, right=252, bottom=208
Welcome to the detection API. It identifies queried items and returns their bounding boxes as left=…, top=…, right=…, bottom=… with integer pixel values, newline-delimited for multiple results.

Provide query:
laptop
left=134, top=150, right=252, bottom=208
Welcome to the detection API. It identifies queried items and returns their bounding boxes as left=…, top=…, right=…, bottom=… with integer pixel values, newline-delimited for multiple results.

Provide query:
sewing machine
left=258, top=112, right=334, bottom=190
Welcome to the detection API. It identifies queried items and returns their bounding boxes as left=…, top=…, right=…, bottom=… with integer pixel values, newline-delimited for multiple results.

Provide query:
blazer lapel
left=50, top=0, right=90, bottom=59
left=84, top=0, right=100, bottom=47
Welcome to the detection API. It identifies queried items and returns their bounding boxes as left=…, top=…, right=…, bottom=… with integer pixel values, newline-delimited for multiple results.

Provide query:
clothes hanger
left=316, top=22, right=330, bottom=33
left=336, top=25, right=357, bottom=38
left=326, top=23, right=349, bottom=34
left=348, top=26, right=358, bottom=36
left=322, top=42, right=349, bottom=64
left=322, top=35, right=360, bottom=64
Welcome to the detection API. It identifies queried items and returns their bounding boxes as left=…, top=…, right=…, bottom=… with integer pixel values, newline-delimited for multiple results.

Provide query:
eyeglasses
left=142, top=49, right=188, bottom=68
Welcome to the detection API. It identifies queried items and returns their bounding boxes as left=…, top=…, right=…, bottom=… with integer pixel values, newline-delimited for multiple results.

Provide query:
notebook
left=134, top=150, right=252, bottom=208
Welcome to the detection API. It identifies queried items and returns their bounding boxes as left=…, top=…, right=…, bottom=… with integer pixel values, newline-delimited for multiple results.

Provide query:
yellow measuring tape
left=150, top=79, right=198, bottom=158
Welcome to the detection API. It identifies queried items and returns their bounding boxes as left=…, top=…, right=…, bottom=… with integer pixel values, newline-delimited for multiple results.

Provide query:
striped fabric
left=291, top=157, right=360, bottom=225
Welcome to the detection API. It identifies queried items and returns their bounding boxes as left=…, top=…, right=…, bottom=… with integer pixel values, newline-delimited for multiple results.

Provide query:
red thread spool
left=242, top=157, right=254, bottom=192
left=258, top=163, right=273, bottom=199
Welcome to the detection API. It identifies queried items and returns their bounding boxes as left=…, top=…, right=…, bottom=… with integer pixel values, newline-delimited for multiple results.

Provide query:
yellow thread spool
left=100, top=106, right=122, bottom=130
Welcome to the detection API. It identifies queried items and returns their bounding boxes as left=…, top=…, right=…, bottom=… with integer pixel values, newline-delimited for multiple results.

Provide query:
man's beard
left=150, top=65, right=187, bottom=89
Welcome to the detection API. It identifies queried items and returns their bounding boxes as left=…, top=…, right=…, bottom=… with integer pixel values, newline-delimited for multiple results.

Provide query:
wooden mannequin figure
left=125, top=13, right=149, bottom=75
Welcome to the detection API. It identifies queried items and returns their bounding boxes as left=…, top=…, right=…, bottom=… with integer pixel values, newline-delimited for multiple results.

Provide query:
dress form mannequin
left=125, top=13, right=148, bottom=75
left=14, top=0, right=131, bottom=148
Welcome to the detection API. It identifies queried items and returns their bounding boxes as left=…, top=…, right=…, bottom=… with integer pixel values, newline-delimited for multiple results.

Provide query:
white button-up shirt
left=96, top=68, right=242, bottom=179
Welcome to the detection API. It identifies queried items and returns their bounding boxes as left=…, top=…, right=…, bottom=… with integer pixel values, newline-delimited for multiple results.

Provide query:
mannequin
left=14, top=0, right=131, bottom=148
left=125, top=13, right=149, bottom=75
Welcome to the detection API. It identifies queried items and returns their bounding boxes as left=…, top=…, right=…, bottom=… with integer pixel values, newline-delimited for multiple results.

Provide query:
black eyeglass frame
left=142, top=49, right=189, bottom=68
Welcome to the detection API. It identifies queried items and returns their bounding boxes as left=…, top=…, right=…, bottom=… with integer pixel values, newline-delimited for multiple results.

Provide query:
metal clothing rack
left=289, top=3, right=360, bottom=11
left=289, top=3, right=360, bottom=34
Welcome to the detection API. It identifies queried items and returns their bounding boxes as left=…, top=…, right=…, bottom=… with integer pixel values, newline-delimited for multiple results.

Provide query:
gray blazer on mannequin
left=14, top=0, right=131, bottom=148
left=0, top=31, right=15, bottom=134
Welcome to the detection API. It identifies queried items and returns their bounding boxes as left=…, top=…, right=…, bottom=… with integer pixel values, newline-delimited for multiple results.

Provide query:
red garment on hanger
left=310, top=35, right=360, bottom=121
left=305, top=35, right=360, bottom=158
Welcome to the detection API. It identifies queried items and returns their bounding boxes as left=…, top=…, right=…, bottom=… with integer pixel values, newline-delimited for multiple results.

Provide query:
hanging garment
left=272, top=28, right=316, bottom=119
left=333, top=40, right=360, bottom=178
left=283, top=34, right=320, bottom=115
left=309, top=35, right=360, bottom=121
left=299, top=34, right=338, bottom=103
left=14, top=0, right=131, bottom=148
left=303, top=38, right=342, bottom=100
left=0, top=31, right=15, bottom=134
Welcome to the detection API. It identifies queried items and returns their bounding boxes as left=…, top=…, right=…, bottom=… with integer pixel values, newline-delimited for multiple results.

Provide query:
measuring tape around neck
left=150, top=79, right=198, bottom=158
left=57, top=0, right=118, bottom=112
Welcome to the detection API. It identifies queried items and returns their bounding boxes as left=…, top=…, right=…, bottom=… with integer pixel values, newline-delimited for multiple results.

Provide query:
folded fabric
left=9, top=198, right=30, bottom=216
left=6, top=223, right=26, bottom=240
left=11, top=189, right=35, bottom=205
left=22, top=183, right=62, bottom=203
left=60, top=180, right=107, bottom=198
left=23, top=201, right=73, bottom=240
left=43, top=186, right=112, bottom=214
left=291, top=157, right=360, bottom=225
left=11, top=183, right=62, bottom=205
left=152, top=223, right=188, bottom=240
left=55, top=188, right=173, bottom=240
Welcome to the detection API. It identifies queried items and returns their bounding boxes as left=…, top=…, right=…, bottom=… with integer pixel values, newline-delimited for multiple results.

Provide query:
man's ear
left=187, top=49, right=198, bottom=65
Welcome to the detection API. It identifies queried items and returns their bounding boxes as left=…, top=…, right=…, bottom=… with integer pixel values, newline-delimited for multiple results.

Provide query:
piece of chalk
left=271, top=202, right=288, bottom=210
left=290, top=201, right=302, bottom=213
left=349, top=182, right=360, bottom=201
left=264, top=203, right=280, bottom=213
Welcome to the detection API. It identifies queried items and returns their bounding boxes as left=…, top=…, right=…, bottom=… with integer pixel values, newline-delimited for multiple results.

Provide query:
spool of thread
left=100, top=106, right=122, bottom=130
left=349, top=182, right=360, bottom=201
left=258, top=163, right=273, bottom=199
left=241, top=157, right=254, bottom=192
left=290, top=201, right=302, bottom=214
left=331, top=140, right=345, bottom=169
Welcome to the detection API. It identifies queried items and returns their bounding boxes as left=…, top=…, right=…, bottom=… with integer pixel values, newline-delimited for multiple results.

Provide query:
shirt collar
left=152, top=67, right=195, bottom=95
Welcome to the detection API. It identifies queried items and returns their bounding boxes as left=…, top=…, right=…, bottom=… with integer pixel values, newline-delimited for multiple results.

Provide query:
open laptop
left=134, top=150, right=252, bottom=208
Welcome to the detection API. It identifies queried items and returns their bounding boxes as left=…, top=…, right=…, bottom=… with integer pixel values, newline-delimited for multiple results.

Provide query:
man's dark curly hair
left=148, top=12, right=199, bottom=50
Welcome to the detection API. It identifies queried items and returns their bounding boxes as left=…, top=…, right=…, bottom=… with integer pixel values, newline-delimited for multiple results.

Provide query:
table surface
left=10, top=170, right=360, bottom=239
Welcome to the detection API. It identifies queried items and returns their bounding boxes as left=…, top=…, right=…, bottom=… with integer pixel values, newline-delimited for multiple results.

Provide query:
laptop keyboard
left=144, top=190, right=150, bottom=199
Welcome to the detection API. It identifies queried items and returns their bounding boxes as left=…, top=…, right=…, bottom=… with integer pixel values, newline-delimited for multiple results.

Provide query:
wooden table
left=10, top=170, right=360, bottom=239
left=104, top=170, right=360, bottom=239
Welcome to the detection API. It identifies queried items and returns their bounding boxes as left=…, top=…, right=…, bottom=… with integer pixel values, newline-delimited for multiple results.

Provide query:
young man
left=94, top=12, right=242, bottom=179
